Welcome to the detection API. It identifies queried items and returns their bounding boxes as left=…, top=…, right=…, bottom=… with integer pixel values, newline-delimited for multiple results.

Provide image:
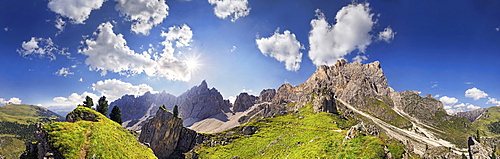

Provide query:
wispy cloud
left=378, top=27, right=396, bottom=43
left=17, top=37, right=70, bottom=60
left=54, top=67, right=74, bottom=77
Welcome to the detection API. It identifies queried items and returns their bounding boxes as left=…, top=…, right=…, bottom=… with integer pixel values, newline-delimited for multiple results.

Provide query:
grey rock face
left=178, top=80, right=232, bottom=126
left=453, top=108, right=487, bottom=122
left=258, top=89, right=276, bottom=103
left=139, top=109, right=206, bottom=159
left=468, top=136, right=493, bottom=159
left=233, top=93, right=257, bottom=112
left=111, top=80, right=233, bottom=128
left=312, top=92, right=337, bottom=113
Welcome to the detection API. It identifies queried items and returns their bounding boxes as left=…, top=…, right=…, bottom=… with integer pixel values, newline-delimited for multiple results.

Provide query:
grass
left=365, top=98, right=412, bottom=129
left=0, top=104, right=63, bottom=158
left=43, top=106, right=157, bottom=159
left=0, top=136, right=26, bottom=159
left=196, top=103, right=403, bottom=158
left=472, top=106, right=500, bottom=137
left=0, top=104, right=62, bottom=124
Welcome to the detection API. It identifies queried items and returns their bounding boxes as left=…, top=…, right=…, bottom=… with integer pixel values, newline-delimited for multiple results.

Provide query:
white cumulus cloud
left=308, top=3, right=376, bottom=66
left=115, top=0, right=169, bottom=35
left=465, top=87, right=488, bottom=100
left=256, top=29, right=304, bottom=71
left=79, top=22, right=192, bottom=81
left=47, top=0, right=106, bottom=24
left=51, top=92, right=99, bottom=107
left=17, top=37, right=70, bottom=60
left=0, top=97, right=22, bottom=105
left=161, top=24, right=193, bottom=56
left=92, top=79, right=158, bottom=102
left=439, top=96, right=458, bottom=106
left=487, top=97, right=500, bottom=105
left=208, top=0, right=250, bottom=22
left=54, top=67, right=74, bottom=77
left=378, top=27, right=395, bottom=43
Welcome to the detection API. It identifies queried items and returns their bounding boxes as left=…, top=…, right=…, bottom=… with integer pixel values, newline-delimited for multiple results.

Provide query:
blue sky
left=0, top=0, right=499, bottom=114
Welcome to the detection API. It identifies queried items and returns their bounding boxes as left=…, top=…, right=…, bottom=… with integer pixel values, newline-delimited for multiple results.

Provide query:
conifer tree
left=110, top=106, right=122, bottom=125
left=476, top=129, right=481, bottom=143
left=97, top=96, right=108, bottom=117
left=83, top=96, right=93, bottom=108
left=173, top=105, right=179, bottom=118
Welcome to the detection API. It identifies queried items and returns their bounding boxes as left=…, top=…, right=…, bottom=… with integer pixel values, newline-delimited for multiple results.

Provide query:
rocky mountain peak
left=233, top=93, right=258, bottom=112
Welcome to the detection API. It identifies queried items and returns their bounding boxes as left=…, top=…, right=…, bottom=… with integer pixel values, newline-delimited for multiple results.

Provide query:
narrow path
left=79, top=123, right=95, bottom=159
left=335, top=98, right=466, bottom=155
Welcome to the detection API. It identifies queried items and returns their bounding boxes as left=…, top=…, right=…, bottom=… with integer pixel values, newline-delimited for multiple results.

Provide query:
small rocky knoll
left=139, top=108, right=207, bottom=158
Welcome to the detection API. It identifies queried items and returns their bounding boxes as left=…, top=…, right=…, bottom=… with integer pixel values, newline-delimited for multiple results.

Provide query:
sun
left=184, top=53, right=201, bottom=73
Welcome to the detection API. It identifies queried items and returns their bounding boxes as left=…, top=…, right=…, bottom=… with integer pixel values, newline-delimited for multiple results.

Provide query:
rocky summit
left=110, top=80, right=232, bottom=130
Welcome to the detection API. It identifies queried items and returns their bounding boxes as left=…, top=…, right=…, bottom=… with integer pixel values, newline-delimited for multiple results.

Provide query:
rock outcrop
left=258, top=89, right=276, bottom=103
left=139, top=108, right=206, bottom=158
left=233, top=93, right=258, bottom=112
left=468, top=136, right=493, bottom=159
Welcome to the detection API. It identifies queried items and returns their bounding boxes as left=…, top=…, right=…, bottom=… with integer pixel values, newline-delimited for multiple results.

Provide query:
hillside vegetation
left=196, top=103, right=406, bottom=158
left=472, top=106, right=500, bottom=137
left=0, top=104, right=62, bottom=158
left=41, top=106, right=157, bottom=159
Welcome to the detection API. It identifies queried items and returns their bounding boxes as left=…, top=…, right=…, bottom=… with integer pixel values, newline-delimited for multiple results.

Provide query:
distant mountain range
left=119, top=59, right=499, bottom=158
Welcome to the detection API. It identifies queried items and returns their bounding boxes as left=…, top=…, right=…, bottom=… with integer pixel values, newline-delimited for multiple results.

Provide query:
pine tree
left=476, top=129, right=481, bottom=143
left=97, top=96, right=108, bottom=117
left=173, top=105, right=179, bottom=117
left=83, top=96, right=94, bottom=108
left=110, top=106, right=122, bottom=125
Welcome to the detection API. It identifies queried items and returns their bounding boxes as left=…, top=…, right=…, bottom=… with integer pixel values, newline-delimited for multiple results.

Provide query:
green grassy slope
left=0, top=104, right=63, bottom=158
left=43, top=106, right=157, bottom=159
left=0, top=104, right=62, bottom=124
left=196, top=103, right=406, bottom=159
left=472, top=106, right=500, bottom=137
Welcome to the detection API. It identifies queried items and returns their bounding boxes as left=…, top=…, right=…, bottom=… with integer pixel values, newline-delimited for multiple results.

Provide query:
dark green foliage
left=476, top=129, right=481, bottom=142
left=83, top=96, right=94, bottom=108
left=110, top=106, right=122, bottom=124
left=461, top=153, right=467, bottom=159
left=488, top=121, right=500, bottom=134
left=0, top=121, right=36, bottom=141
left=97, top=96, right=109, bottom=117
left=173, top=105, right=179, bottom=117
